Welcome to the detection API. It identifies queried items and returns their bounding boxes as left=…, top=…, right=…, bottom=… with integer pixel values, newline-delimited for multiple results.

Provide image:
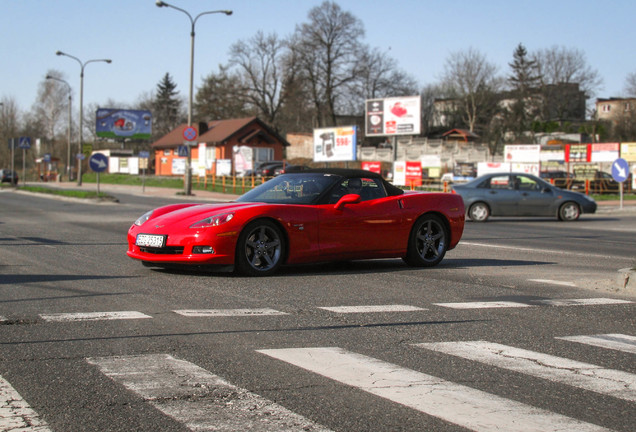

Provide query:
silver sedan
left=452, top=172, right=597, bottom=222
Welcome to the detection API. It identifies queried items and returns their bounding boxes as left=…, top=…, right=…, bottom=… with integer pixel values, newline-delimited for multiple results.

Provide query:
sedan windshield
left=236, top=173, right=341, bottom=204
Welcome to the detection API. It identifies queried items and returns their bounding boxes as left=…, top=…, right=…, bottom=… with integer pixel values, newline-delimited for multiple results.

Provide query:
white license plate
left=136, top=234, right=166, bottom=248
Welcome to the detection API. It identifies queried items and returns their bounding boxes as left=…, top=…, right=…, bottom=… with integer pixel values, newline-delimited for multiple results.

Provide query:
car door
left=483, top=175, right=520, bottom=216
left=514, top=174, right=555, bottom=216
left=316, top=197, right=404, bottom=260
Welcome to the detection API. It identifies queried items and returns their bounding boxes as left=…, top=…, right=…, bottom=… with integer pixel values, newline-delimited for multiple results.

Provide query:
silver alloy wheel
left=469, top=202, right=489, bottom=222
left=559, top=202, right=580, bottom=221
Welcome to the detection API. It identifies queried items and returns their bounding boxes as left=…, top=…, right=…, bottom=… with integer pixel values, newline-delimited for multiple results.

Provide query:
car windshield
left=236, top=173, right=341, bottom=204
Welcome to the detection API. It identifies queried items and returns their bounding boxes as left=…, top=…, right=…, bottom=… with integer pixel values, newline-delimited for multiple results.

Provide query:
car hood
left=145, top=202, right=262, bottom=227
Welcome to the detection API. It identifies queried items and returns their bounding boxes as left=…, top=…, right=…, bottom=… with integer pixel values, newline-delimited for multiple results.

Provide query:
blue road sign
left=177, top=145, right=189, bottom=157
left=611, top=158, right=629, bottom=182
left=139, top=150, right=150, bottom=158
left=183, top=126, right=198, bottom=141
left=89, top=153, right=109, bottom=173
left=19, top=137, right=31, bottom=149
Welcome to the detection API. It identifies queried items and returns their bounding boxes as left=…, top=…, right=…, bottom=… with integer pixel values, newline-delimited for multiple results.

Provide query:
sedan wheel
left=236, top=220, right=285, bottom=276
left=558, top=202, right=580, bottom=221
left=468, top=202, right=490, bottom=222
left=403, top=215, right=448, bottom=267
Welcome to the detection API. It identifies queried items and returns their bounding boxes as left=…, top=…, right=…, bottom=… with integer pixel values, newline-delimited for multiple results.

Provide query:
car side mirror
left=335, top=193, right=361, bottom=210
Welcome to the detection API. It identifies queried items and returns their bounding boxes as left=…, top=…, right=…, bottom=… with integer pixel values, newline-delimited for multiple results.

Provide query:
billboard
left=313, top=126, right=357, bottom=162
left=365, top=96, right=421, bottom=136
left=96, top=108, right=152, bottom=140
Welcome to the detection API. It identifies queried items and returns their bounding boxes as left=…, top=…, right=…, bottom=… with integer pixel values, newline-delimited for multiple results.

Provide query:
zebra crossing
left=2, top=297, right=634, bottom=431
left=2, top=332, right=634, bottom=431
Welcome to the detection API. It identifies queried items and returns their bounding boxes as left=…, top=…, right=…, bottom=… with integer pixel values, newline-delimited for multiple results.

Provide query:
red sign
left=362, top=161, right=382, bottom=174
left=183, top=126, right=198, bottom=141
left=405, top=161, right=422, bottom=187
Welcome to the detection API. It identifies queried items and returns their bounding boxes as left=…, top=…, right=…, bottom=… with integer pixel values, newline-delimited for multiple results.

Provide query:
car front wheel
left=403, top=214, right=448, bottom=267
left=235, top=220, right=285, bottom=276
left=468, top=202, right=490, bottom=222
left=558, top=202, right=580, bottom=221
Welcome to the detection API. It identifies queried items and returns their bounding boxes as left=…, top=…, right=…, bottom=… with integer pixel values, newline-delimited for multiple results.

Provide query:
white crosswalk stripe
left=173, top=308, right=288, bottom=317
left=414, top=340, right=636, bottom=402
left=557, top=333, right=636, bottom=354
left=86, top=353, right=331, bottom=432
left=39, top=311, right=152, bottom=322
left=0, top=374, right=51, bottom=431
left=257, top=347, right=612, bottom=432
left=317, top=305, right=426, bottom=313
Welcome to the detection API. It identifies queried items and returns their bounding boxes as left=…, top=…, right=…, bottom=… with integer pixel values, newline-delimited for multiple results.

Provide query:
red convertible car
left=127, top=169, right=465, bottom=276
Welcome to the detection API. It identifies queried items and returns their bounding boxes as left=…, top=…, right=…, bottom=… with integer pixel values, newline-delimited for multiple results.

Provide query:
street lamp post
left=156, top=1, right=232, bottom=195
left=46, top=75, right=73, bottom=181
left=55, top=51, right=111, bottom=186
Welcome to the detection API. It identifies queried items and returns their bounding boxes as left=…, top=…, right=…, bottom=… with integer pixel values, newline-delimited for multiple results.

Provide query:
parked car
left=571, top=170, right=631, bottom=193
left=128, top=168, right=465, bottom=276
left=274, top=164, right=310, bottom=176
left=254, top=161, right=284, bottom=177
left=452, top=172, right=597, bottom=222
left=539, top=170, right=577, bottom=189
left=0, top=169, right=18, bottom=185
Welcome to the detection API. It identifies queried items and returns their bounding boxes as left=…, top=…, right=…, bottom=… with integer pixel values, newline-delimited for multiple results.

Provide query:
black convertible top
left=285, top=168, right=404, bottom=197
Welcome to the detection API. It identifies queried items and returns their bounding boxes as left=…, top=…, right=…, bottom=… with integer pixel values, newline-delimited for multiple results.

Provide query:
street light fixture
left=55, top=51, right=112, bottom=186
left=156, top=0, right=232, bottom=195
left=46, top=75, right=73, bottom=181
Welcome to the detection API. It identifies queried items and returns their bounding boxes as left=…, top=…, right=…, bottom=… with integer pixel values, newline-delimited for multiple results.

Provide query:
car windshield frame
left=236, top=173, right=343, bottom=205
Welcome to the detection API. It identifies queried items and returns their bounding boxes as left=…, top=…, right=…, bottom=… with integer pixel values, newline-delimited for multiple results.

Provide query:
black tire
left=403, top=214, right=449, bottom=267
left=235, top=219, right=285, bottom=276
left=558, top=202, right=580, bottom=221
left=468, top=202, right=490, bottom=222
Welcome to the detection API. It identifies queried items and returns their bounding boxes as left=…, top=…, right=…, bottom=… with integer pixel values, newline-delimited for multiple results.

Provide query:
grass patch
left=18, top=185, right=115, bottom=200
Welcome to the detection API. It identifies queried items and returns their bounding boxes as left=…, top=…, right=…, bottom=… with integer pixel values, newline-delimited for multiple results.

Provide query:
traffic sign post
left=89, top=153, right=109, bottom=195
left=611, top=158, right=629, bottom=209
left=182, top=126, right=199, bottom=195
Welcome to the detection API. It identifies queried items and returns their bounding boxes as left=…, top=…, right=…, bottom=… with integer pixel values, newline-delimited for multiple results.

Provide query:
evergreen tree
left=152, top=73, right=182, bottom=139
left=506, top=43, right=541, bottom=141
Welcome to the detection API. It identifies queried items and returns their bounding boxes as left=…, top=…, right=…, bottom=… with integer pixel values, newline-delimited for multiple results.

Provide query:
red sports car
left=127, top=169, right=465, bottom=276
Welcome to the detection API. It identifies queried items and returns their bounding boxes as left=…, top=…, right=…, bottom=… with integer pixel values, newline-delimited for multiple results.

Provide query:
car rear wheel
left=403, top=214, right=448, bottom=267
left=235, top=220, right=285, bottom=276
left=468, top=202, right=490, bottom=222
left=558, top=202, right=580, bottom=221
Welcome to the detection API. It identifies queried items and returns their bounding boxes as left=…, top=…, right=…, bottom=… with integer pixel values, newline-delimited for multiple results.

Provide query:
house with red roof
left=151, top=117, right=289, bottom=176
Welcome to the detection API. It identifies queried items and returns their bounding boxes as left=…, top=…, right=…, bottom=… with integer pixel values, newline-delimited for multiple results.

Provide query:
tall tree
left=228, top=31, right=286, bottom=129
left=194, top=65, right=254, bottom=121
left=290, top=1, right=365, bottom=127
left=506, top=43, right=541, bottom=141
left=152, top=73, right=182, bottom=139
left=441, top=48, right=501, bottom=133
left=624, top=71, right=636, bottom=97
left=31, top=70, right=71, bottom=160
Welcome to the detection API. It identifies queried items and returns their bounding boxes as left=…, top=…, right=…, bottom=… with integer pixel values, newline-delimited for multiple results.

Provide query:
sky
left=2, top=0, right=635, bottom=115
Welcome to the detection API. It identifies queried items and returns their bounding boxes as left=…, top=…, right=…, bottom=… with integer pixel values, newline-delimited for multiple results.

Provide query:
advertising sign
left=504, top=145, right=541, bottom=163
left=313, top=126, right=357, bottom=162
left=591, top=143, right=619, bottom=162
left=361, top=161, right=382, bottom=174
left=96, top=108, right=152, bottom=140
left=365, top=96, right=421, bottom=136
left=621, top=142, right=636, bottom=162
left=566, top=144, right=591, bottom=162
left=477, top=162, right=511, bottom=176
left=393, top=161, right=422, bottom=187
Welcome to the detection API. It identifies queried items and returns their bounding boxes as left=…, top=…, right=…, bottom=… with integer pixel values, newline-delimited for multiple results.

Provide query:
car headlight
left=190, top=212, right=234, bottom=228
left=134, top=210, right=154, bottom=226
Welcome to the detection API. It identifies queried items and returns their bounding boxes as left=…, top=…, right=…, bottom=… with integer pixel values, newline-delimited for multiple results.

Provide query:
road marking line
left=173, top=308, right=288, bottom=317
left=415, top=341, right=636, bottom=402
left=532, top=298, right=633, bottom=306
left=528, top=279, right=577, bottom=287
left=39, top=311, right=152, bottom=322
left=433, top=301, right=531, bottom=309
left=87, top=354, right=331, bottom=432
left=557, top=334, right=636, bottom=354
left=257, top=347, right=611, bottom=432
left=460, top=241, right=624, bottom=260
left=318, top=305, right=426, bottom=313
left=0, top=374, right=52, bottom=431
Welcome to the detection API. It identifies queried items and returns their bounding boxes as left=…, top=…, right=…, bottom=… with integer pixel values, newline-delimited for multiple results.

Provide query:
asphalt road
left=1, top=189, right=635, bottom=431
